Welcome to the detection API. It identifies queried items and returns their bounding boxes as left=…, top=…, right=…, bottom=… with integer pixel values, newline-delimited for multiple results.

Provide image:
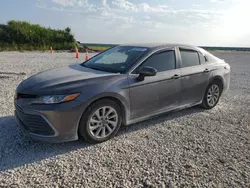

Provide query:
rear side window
left=199, top=53, right=207, bottom=64
left=198, top=47, right=221, bottom=62
left=140, top=51, right=176, bottom=72
left=180, top=49, right=200, bottom=68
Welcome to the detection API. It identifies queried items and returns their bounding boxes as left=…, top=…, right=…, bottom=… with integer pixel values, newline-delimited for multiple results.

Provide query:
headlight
left=32, top=93, right=80, bottom=104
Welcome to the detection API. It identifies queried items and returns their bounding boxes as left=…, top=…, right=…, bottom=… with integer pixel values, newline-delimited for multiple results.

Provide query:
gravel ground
left=0, top=51, right=249, bottom=187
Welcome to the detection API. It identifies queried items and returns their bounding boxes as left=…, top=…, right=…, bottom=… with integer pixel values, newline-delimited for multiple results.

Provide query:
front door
left=128, top=50, right=181, bottom=120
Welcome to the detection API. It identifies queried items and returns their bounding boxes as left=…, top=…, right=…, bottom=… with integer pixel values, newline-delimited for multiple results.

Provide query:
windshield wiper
left=88, top=67, right=105, bottom=72
left=81, top=64, right=106, bottom=72
left=81, top=64, right=90, bottom=68
left=81, top=63, right=120, bottom=73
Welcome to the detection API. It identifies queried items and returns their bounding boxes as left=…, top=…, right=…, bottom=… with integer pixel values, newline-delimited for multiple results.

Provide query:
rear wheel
left=79, top=99, right=122, bottom=143
left=201, top=81, right=222, bottom=109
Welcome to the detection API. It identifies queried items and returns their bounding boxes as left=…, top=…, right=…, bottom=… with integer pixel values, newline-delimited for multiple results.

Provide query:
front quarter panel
left=75, top=74, right=131, bottom=124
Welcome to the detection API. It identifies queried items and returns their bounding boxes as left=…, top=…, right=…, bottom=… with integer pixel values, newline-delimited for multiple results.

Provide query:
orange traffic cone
left=85, top=50, right=89, bottom=61
left=75, top=47, right=79, bottom=59
left=50, top=46, right=53, bottom=54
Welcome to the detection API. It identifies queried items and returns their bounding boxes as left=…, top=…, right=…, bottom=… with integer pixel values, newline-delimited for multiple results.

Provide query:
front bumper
left=14, top=100, right=85, bottom=143
left=222, top=70, right=231, bottom=95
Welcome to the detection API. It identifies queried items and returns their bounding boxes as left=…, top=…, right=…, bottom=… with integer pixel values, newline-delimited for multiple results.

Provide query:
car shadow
left=0, top=106, right=204, bottom=172
left=0, top=116, right=89, bottom=172
left=118, top=106, right=204, bottom=136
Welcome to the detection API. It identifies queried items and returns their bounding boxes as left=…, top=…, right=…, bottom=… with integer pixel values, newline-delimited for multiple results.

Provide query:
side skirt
left=125, top=101, right=202, bottom=125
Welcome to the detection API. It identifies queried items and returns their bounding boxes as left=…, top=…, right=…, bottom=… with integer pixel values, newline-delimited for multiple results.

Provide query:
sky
left=0, top=0, right=250, bottom=47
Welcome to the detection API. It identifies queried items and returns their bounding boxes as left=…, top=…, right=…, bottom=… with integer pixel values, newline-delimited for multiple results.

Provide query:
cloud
left=138, top=3, right=166, bottom=13
left=101, top=0, right=107, bottom=5
left=158, top=5, right=168, bottom=9
left=32, top=0, right=250, bottom=46
left=111, top=0, right=169, bottom=13
left=51, top=0, right=88, bottom=7
left=52, top=0, right=74, bottom=7
left=111, top=0, right=138, bottom=12
left=192, top=4, right=200, bottom=7
left=39, top=0, right=225, bottom=29
left=210, top=0, right=225, bottom=2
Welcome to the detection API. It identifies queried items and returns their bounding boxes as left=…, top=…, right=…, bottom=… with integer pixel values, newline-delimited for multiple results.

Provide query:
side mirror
left=137, top=66, right=157, bottom=81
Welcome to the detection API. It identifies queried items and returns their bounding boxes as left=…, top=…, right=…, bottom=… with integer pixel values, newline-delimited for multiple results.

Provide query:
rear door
left=128, top=49, right=181, bottom=120
left=178, top=47, right=211, bottom=106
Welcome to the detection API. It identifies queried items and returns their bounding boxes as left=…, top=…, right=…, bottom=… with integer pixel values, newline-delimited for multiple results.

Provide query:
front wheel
left=79, top=99, right=122, bottom=143
left=201, top=81, right=222, bottom=109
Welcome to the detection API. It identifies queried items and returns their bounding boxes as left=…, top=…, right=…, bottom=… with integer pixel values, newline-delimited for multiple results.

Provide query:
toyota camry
left=15, top=44, right=230, bottom=143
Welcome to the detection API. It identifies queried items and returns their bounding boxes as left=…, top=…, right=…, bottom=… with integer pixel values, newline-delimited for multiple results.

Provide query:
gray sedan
left=15, top=44, right=230, bottom=143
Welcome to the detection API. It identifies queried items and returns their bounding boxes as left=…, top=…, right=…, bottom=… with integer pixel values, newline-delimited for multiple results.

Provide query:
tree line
left=0, top=20, right=76, bottom=51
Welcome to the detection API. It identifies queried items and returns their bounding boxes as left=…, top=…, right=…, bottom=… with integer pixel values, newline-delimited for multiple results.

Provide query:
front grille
left=15, top=104, right=55, bottom=136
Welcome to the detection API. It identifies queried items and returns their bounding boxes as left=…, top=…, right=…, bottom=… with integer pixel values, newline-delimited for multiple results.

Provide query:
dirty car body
left=15, top=44, right=230, bottom=143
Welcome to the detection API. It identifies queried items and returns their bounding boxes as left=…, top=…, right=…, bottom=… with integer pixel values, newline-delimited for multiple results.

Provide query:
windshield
left=81, top=46, right=148, bottom=73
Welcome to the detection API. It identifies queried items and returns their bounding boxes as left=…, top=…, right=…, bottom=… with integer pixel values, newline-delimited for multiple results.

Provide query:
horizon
left=1, top=0, right=249, bottom=47
left=80, top=42, right=250, bottom=48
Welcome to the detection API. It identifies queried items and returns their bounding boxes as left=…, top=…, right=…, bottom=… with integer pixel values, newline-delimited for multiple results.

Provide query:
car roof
left=119, top=43, right=200, bottom=50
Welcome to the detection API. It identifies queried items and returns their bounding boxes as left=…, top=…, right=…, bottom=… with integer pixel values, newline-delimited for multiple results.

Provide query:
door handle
left=171, top=74, right=181, bottom=79
left=204, top=68, right=210, bottom=73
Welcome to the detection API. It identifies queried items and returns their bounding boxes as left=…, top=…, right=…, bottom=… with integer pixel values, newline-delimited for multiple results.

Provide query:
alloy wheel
left=88, top=106, right=118, bottom=139
left=207, top=84, right=220, bottom=107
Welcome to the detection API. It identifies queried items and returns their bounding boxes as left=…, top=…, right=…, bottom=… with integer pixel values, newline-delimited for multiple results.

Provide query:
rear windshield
left=81, top=46, right=148, bottom=73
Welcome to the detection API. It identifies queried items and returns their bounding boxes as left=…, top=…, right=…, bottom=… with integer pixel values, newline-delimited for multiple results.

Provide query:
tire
left=201, top=81, right=222, bottom=109
left=79, top=99, right=122, bottom=144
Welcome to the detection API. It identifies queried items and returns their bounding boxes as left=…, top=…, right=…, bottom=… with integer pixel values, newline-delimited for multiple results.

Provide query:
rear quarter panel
left=208, top=61, right=230, bottom=94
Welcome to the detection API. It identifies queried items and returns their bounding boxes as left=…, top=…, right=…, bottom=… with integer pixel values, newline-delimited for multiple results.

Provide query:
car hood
left=17, top=64, right=117, bottom=95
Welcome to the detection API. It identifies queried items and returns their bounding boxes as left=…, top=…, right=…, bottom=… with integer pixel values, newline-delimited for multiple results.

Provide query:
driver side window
left=137, top=50, right=176, bottom=73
